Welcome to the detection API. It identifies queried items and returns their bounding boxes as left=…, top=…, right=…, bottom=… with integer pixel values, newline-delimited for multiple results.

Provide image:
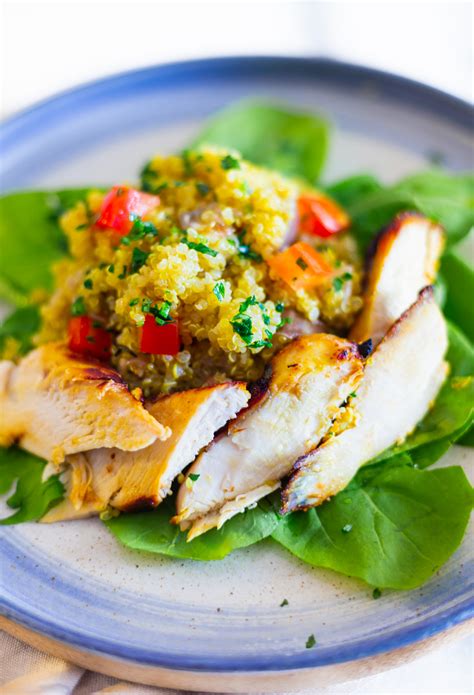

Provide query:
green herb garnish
left=372, top=588, right=382, bottom=600
left=213, top=282, right=225, bottom=302
left=83, top=278, right=93, bottom=290
left=130, top=248, right=150, bottom=274
left=305, top=634, right=317, bottom=649
left=296, top=257, right=308, bottom=271
left=333, top=272, right=353, bottom=292
left=236, top=231, right=262, bottom=262
left=230, top=315, right=253, bottom=344
left=118, top=265, right=128, bottom=280
left=189, top=473, right=200, bottom=482
left=129, top=298, right=140, bottom=307
left=71, top=296, right=86, bottom=316
left=142, top=299, right=173, bottom=325
left=280, top=599, right=289, bottom=607
left=182, top=149, right=193, bottom=176
left=239, top=295, right=258, bottom=313
left=182, top=239, right=218, bottom=257
left=196, top=182, right=210, bottom=197
left=121, top=216, right=158, bottom=245
left=221, top=154, right=240, bottom=170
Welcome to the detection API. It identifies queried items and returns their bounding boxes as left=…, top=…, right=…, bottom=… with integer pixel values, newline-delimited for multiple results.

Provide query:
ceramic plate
left=1, top=57, right=473, bottom=691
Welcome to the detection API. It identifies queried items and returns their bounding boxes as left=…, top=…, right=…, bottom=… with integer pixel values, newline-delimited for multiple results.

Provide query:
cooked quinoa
left=37, top=148, right=363, bottom=396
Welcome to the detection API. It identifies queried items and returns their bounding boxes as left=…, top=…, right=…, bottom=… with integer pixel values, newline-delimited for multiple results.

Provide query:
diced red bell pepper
left=68, top=316, right=112, bottom=360
left=267, top=241, right=333, bottom=291
left=298, top=192, right=350, bottom=238
left=140, top=315, right=180, bottom=355
left=95, top=186, right=160, bottom=236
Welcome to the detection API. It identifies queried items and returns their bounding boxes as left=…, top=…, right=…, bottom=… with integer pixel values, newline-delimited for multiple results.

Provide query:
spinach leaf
left=0, top=448, right=64, bottom=525
left=0, top=188, right=95, bottom=303
left=105, top=494, right=280, bottom=561
left=373, top=322, right=474, bottom=464
left=325, top=174, right=383, bottom=208
left=0, top=305, right=41, bottom=355
left=440, top=245, right=474, bottom=343
left=332, top=170, right=474, bottom=252
left=192, top=101, right=329, bottom=183
left=272, top=462, right=473, bottom=590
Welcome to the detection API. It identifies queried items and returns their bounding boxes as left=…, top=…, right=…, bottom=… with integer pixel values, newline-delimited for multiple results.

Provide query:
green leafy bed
left=1, top=102, right=473, bottom=590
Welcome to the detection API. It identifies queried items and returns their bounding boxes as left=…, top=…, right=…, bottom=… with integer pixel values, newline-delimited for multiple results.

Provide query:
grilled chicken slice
left=282, top=287, right=447, bottom=512
left=350, top=213, right=444, bottom=345
left=41, top=382, right=250, bottom=521
left=0, top=343, right=168, bottom=465
left=175, top=334, right=365, bottom=540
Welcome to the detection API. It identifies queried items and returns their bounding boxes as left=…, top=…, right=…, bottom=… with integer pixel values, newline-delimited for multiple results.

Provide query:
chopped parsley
left=296, top=257, right=308, bottom=271
left=83, top=278, right=93, bottom=290
left=196, top=182, right=210, bottom=197
left=275, top=302, right=285, bottom=313
left=107, top=264, right=115, bottom=274
left=182, top=239, right=218, bottom=257
left=236, top=231, right=262, bottom=262
left=221, top=154, right=240, bottom=170
left=280, top=599, right=289, bottom=607
left=249, top=339, right=272, bottom=349
left=182, top=149, right=193, bottom=176
left=213, top=282, right=225, bottom=302
left=230, top=296, right=273, bottom=349
left=349, top=391, right=357, bottom=398
left=333, top=272, right=353, bottom=292
left=118, top=265, right=128, bottom=280
left=71, top=296, right=86, bottom=316
left=75, top=223, right=88, bottom=231
left=189, top=473, right=200, bottom=482
left=129, top=298, right=140, bottom=307
left=305, top=634, right=317, bottom=649
left=372, top=588, right=382, bottom=600
left=230, top=314, right=253, bottom=343
left=121, top=216, right=158, bottom=245
left=239, top=296, right=258, bottom=312
left=130, top=248, right=150, bottom=274
left=142, top=299, right=173, bottom=326
left=341, top=524, right=353, bottom=533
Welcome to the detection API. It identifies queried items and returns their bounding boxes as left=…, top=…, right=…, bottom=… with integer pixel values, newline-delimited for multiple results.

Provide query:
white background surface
left=1, top=1, right=473, bottom=693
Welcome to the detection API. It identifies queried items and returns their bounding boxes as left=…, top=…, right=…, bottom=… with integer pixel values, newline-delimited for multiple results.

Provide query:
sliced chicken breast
left=350, top=213, right=444, bottom=345
left=175, top=333, right=365, bottom=540
left=41, top=382, right=249, bottom=521
left=0, top=343, right=168, bottom=465
left=282, top=287, right=448, bottom=512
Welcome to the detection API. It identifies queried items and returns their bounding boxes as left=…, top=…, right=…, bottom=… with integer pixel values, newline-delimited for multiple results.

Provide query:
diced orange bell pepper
left=298, top=192, right=350, bottom=238
left=267, top=242, right=333, bottom=291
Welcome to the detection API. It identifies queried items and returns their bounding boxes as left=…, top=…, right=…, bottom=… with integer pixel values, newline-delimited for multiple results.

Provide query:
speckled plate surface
left=0, top=57, right=473, bottom=690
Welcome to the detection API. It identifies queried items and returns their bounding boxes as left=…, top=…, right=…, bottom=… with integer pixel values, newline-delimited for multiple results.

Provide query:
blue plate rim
left=1, top=55, right=472, bottom=147
left=0, top=55, right=473, bottom=673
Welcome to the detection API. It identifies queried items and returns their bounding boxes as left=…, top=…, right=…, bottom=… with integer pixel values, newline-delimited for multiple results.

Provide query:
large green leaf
left=0, top=188, right=94, bottom=303
left=329, top=170, right=474, bottom=252
left=0, top=448, right=64, bottom=525
left=192, top=101, right=329, bottom=183
left=104, top=494, right=280, bottom=561
left=373, top=322, right=474, bottom=464
left=272, top=463, right=473, bottom=590
left=0, top=305, right=41, bottom=355
left=440, top=245, right=474, bottom=343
